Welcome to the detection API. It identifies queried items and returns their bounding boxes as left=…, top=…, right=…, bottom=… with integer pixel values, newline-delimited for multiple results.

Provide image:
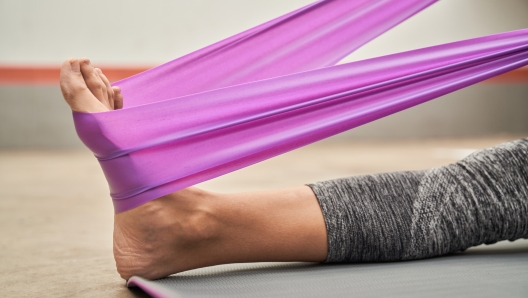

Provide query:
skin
left=59, top=58, right=328, bottom=280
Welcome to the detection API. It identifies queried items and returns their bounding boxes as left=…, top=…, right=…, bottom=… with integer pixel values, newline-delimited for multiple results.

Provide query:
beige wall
left=2, top=0, right=527, bottom=65
left=344, top=0, right=528, bottom=63
left=0, top=0, right=527, bottom=148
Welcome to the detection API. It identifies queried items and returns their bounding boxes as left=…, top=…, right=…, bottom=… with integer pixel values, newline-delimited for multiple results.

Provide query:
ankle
left=113, top=187, right=224, bottom=279
left=162, top=187, right=222, bottom=245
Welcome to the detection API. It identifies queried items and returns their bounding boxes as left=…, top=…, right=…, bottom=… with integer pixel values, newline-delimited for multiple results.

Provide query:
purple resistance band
left=72, top=0, right=528, bottom=213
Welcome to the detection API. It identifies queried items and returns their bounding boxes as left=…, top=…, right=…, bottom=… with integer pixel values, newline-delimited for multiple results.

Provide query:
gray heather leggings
left=308, top=138, right=528, bottom=263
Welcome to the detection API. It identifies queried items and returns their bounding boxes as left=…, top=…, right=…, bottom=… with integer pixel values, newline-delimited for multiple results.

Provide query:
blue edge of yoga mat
left=128, top=239, right=528, bottom=298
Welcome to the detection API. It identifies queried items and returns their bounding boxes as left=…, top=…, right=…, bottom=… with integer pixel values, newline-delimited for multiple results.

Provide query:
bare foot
left=59, top=58, right=328, bottom=281
left=112, top=187, right=327, bottom=280
left=112, top=188, right=223, bottom=280
left=59, top=59, right=222, bottom=279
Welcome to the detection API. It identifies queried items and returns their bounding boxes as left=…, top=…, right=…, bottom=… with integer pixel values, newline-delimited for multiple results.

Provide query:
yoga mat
left=128, top=240, right=528, bottom=298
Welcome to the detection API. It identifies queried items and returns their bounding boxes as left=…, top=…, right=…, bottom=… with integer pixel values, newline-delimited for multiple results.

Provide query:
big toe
left=59, top=58, right=108, bottom=113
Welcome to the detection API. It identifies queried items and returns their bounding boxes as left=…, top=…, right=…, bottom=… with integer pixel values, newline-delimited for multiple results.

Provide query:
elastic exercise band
left=72, top=0, right=528, bottom=212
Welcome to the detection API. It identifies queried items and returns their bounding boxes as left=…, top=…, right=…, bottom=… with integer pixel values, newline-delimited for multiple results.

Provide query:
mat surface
left=128, top=240, right=528, bottom=298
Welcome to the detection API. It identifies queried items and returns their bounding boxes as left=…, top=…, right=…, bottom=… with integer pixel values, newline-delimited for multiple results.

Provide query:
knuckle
left=92, top=81, right=105, bottom=90
left=69, top=82, right=88, bottom=94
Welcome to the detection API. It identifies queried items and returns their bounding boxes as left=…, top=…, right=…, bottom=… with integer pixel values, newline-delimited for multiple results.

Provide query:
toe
left=79, top=59, right=110, bottom=108
left=59, top=58, right=109, bottom=113
left=97, top=68, right=115, bottom=110
left=60, top=58, right=87, bottom=100
left=113, top=86, right=124, bottom=110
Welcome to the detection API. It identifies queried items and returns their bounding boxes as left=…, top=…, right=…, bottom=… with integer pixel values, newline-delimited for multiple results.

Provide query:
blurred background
left=1, top=0, right=527, bottom=148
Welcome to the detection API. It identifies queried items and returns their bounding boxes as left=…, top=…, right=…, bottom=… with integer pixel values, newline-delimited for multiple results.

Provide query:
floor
left=0, top=135, right=525, bottom=297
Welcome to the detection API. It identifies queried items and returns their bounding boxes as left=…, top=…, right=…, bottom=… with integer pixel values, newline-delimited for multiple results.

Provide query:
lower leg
left=209, top=186, right=328, bottom=264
